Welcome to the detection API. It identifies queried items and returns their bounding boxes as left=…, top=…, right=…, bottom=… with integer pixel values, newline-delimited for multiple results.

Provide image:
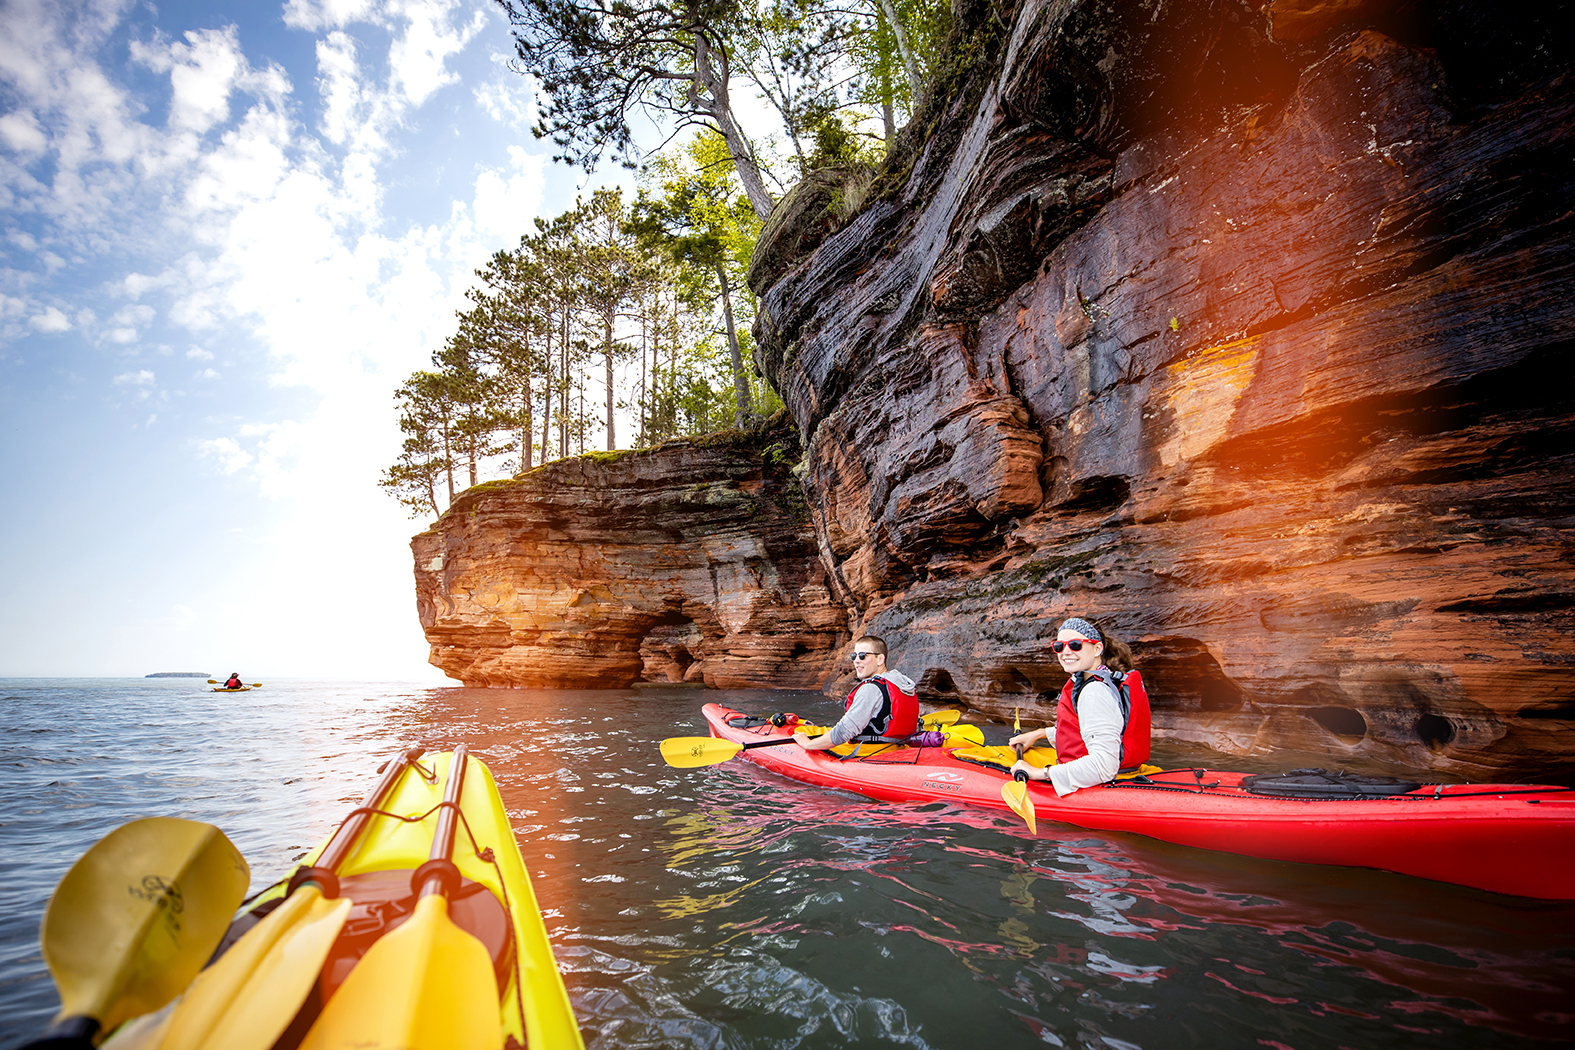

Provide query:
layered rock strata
left=412, top=425, right=845, bottom=689
left=416, top=0, right=1574, bottom=780
left=745, top=0, right=1575, bottom=780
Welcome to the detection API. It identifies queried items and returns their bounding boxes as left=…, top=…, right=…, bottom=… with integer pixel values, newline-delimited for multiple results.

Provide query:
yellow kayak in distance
left=99, top=749, right=584, bottom=1050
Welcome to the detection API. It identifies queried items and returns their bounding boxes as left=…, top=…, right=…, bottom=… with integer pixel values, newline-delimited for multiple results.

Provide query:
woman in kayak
left=223, top=672, right=243, bottom=689
left=1008, top=617, right=1149, bottom=795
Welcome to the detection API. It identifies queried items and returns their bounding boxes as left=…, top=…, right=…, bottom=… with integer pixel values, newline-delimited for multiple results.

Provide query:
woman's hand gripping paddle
left=1001, top=709, right=1037, bottom=835
left=300, top=746, right=504, bottom=1050
left=158, top=748, right=424, bottom=1050
left=22, top=818, right=249, bottom=1050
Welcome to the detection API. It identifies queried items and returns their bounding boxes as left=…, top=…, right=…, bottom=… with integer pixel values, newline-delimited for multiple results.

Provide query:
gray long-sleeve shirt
left=825, top=670, right=918, bottom=745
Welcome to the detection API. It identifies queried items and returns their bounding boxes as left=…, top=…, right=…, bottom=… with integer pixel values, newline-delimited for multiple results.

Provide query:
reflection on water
left=1, top=681, right=1572, bottom=1049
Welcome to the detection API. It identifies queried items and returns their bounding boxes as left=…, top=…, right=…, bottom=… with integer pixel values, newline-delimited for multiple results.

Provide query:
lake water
left=1, top=678, right=1571, bottom=1048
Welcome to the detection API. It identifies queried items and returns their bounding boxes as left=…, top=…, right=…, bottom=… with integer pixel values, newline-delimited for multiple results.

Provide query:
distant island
left=145, top=672, right=211, bottom=678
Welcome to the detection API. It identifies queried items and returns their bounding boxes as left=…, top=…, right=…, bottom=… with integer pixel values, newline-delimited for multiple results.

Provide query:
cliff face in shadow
left=745, top=0, right=1575, bottom=780
left=414, top=0, right=1574, bottom=780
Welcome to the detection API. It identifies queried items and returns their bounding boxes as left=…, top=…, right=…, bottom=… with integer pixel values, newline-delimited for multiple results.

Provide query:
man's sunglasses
left=1051, top=638, right=1099, bottom=653
left=852, top=652, right=880, bottom=662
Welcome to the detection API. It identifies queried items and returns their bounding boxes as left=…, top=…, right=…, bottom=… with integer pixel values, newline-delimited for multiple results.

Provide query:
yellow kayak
left=89, top=748, right=583, bottom=1050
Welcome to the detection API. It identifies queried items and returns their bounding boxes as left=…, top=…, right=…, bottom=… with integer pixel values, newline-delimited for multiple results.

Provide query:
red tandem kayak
left=700, top=703, right=1575, bottom=900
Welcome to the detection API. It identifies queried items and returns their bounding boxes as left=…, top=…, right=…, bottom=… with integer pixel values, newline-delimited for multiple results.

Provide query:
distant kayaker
left=1008, top=617, right=1151, bottom=795
left=223, top=672, right=243, bottom=690
left=793, top=636, right=920, bottom=751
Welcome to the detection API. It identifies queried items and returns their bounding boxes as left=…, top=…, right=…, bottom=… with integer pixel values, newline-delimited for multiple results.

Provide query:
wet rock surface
left=417, top=0, right=1575, bottom=781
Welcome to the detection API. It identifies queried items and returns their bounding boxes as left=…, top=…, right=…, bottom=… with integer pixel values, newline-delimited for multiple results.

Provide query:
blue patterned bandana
left=1060, top=617, right=1102, bottom=642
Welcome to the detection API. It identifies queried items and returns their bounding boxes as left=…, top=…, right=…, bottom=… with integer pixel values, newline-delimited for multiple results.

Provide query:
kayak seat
left=317, top=869, right=516, bottom=1000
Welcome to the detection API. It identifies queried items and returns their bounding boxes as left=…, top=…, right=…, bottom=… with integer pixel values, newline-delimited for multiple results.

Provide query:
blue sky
left=0, top=0, right=636, bottom=678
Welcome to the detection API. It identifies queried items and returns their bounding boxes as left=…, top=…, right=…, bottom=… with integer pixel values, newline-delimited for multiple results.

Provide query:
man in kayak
left=1008, top=617, right=1150, bottom=795
left=793, top=636, right=921, bottom=751
left=223, top=672, right=244, bottom=689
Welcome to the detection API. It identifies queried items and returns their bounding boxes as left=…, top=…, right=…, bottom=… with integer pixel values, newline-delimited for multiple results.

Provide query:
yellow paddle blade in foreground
left=41, top=818, right=249, bottom=1039
left=158, top=887, right=351, bottom=1050
left=299, top=893, right=502, bottom=1050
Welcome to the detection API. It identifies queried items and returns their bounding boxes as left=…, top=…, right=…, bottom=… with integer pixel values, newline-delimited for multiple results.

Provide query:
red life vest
left=845, top=675, right=920, bottom=739
left=1054, top=668, right=1151, bottom=771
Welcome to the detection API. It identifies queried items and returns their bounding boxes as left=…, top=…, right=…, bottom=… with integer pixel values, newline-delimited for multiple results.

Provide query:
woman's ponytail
left=1088, top=619, right=1134, bottom=672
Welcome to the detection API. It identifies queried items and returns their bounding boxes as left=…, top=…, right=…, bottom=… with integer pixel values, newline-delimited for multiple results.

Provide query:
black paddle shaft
left=289, top=746, right=424, bottom=899
left=413, top=745, right=468, bottom=900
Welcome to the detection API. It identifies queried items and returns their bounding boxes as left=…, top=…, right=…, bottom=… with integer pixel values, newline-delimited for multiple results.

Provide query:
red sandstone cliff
left=415, top=0, right=1574, bottom=780
left=412, top=425, right=845, bottom=689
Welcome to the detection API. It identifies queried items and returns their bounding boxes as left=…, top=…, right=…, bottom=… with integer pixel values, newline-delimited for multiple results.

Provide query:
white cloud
left=472, top=147, right=544, bottom=239
left=282, top=0, right=379, bottom=32
left=198, top=435, right=252, bottom=473
left=30, top=306, right=71, bottom=332
left=186, top=346, right=213, bottom=359
left=111, top=303, right=155, bottom=326
left=473, top=75, right=530, bottom=126
left=122, top=272, right=162, bottom=297
left=388, top=0, right=485, bottom=107
left=0, top=110, right=49, bottom=153
left=113, top=368, right=154, bottom=385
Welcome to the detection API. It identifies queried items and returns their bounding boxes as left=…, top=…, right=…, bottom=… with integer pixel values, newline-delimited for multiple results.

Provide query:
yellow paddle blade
left=921, top=709, right=962, bottom=727
left=41, top=817, right=249, bottom=1035
left=1001, top=780, right=1037, bottom=836
left=300, top=894, right=502, bottom=1050
left=159, top=887, right=350, bottom=1050
left=659, top=736, right=745, bottom=768
left=941, top=723, right=985, bottom=747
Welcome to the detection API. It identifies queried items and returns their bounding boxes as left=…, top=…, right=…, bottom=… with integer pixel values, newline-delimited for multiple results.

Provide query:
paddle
left=21, top=818, right=250, bottom=1050
left=205, top=681, right=262, bottom=688
left=661, top=734, right=812, bottom=768
left=1001, top=709, right=1037, bottom=835
left=300, top=746, right=504, bottom=1050
left=158, top=747, right=424, bottom=1050
left=663, top=710, right=973, bottom=768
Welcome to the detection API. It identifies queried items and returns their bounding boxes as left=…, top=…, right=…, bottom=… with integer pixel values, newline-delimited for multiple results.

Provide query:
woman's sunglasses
left=1051, top=638, right=1099, bottom=653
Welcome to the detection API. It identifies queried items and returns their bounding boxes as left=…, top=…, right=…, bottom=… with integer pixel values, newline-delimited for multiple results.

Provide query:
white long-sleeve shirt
left=1047, top=677, right=1123, bottom=797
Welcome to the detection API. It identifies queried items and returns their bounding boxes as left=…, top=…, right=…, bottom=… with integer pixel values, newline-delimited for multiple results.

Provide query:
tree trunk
left=604, top=309, right=616, bottom=450
left=716, top=262, right=750, bottom=427
left=440, top=411, right=455, bottom=505
left=559, top=309, right=570, bottom=458
left=692, top=34, right=774, bottom=222
left=874, top=0, right=925, bottom=112
left=520, top=373, right=533, bottom=472
left=540, top=312, right=554, bottom=465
